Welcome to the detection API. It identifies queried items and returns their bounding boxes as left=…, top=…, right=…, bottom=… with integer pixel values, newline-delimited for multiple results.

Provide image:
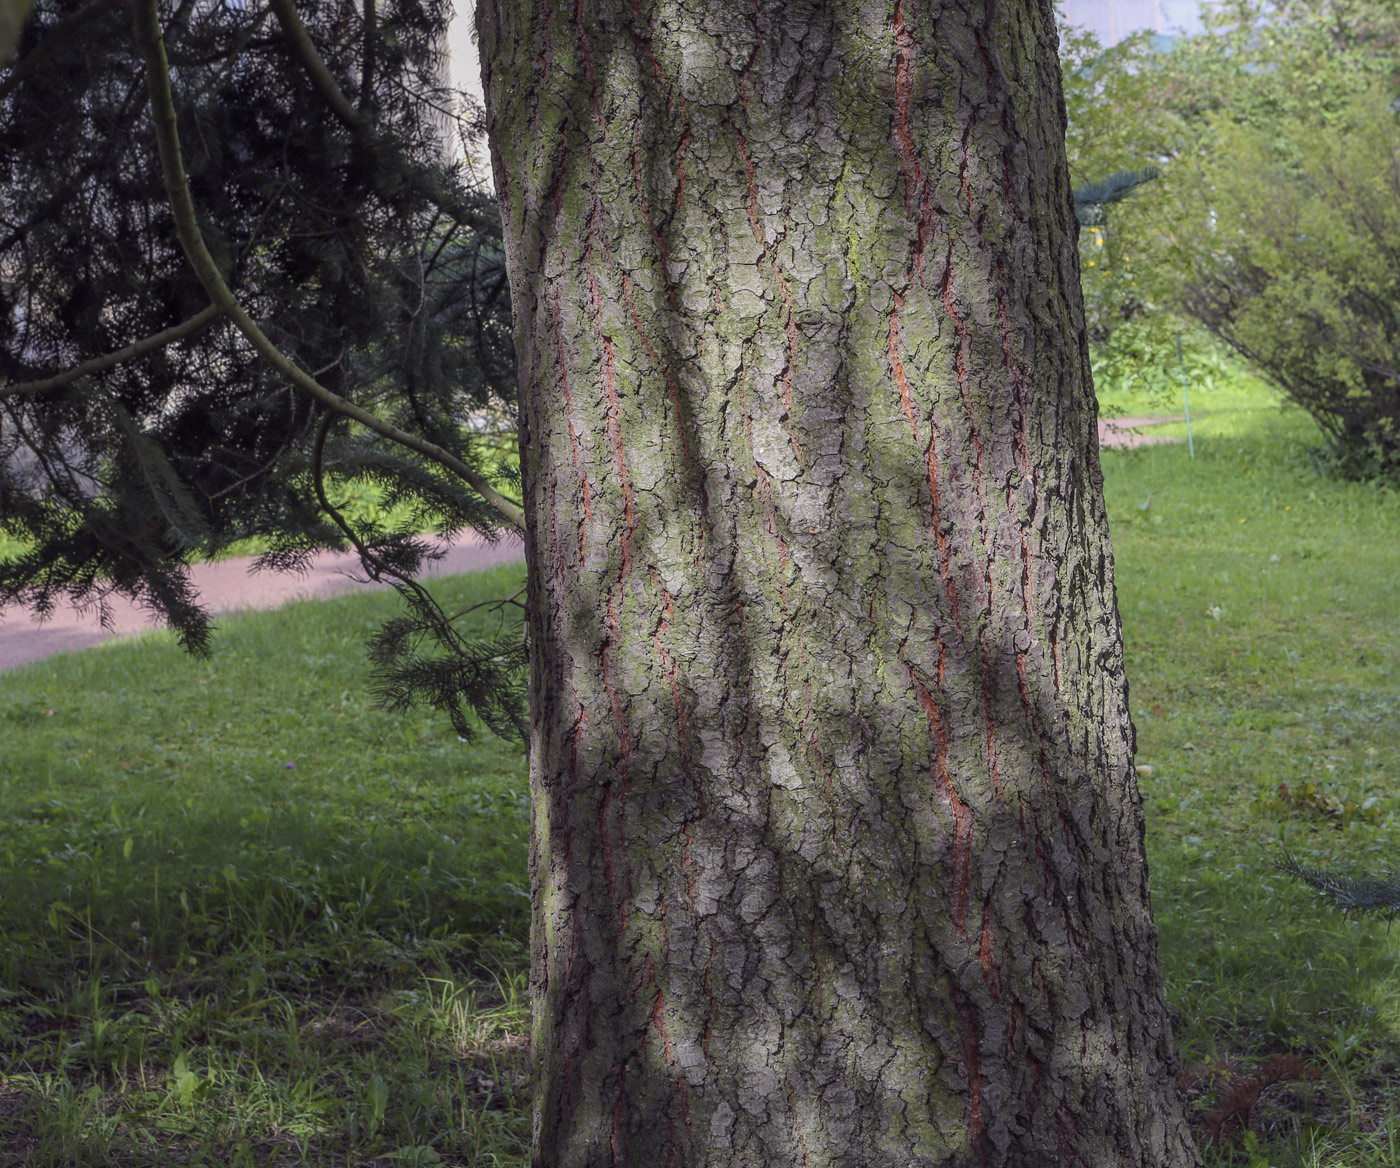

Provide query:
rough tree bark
left=476, top=1, right=1200, bottom=1165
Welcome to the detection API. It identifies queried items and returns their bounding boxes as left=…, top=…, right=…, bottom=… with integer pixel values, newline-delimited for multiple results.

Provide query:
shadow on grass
left=0, top=567, right=534, bottom=1166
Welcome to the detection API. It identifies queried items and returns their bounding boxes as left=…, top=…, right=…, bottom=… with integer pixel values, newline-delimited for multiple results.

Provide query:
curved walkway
left=0, top=533, right=525, bottom=674
left=1099, top=414, right=1185, bottom=449
left=0, top=417, right=1182, bottom=673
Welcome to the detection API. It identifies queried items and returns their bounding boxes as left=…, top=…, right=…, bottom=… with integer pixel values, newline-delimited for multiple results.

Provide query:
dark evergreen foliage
left=1072, top=166, right=1160, bottom=225
left=1276, top=852, right=1400, bottom=920
left=0, top=0, right=524, bottom=738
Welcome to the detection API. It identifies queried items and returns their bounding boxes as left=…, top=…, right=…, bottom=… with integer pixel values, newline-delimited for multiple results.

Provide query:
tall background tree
left=0, top=0, right=527, bottom=732
left=477, top=1, right=1199, bottom=1164
left=1058, top=0, right=1400, bottom=465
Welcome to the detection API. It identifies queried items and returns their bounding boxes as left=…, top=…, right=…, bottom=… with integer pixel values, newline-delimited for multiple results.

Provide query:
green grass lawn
left=0, top=564, right=532, bottom=1166
left=2, top=374, right=1399, bottom=1165
left=1105, top=380, right=1400, bottom=1165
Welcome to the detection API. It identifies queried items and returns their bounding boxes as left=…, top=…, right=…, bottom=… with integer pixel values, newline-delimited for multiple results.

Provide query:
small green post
left=1176, top=334, right=1195, bottom=460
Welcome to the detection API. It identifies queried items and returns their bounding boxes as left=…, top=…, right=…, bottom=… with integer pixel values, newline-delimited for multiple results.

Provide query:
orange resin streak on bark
left=648, top=981, right=672, bottom=1061
left=786, top=1086, right=812, bottom=1161
left=1056, top=1104, right=1081, bottom=1163
left=889, top=292, right=920, bottom=441
left=958, top=126, right=976, bottom=219
left=598, top=590, right=631, bottom=936
left=581, top=179, right=635, bottom=588
left=908, top=667, right=972, bottom=931
left=735, top=129, right=763, bottom=245
left=982, top=689, right=1002, bottom=800
left=604, top=596, right=631, bottom=773
left=757, top=462, right=789, bottom=612
left=948, top=975, right=988, bottom=1164
left=572, top=0, right=608, bottom=136
left=915, top=186, right=935, bottom=281
left=569, top=683, right=588, bottom=783
left=624, top=0, right=672, bottom=102
left=774, top=266, right=803, bottom=463
left=601, top=336, right=636, bottom=583
left=674, top=127, right=691, bottom=211
left=892, top=0, right=921, bottom=212
left=550, top=289, right=592, bottom=560
left=940, top=240, right=983, bottom=469
left=536, top=4, right=552, bottom=80
left=892, top=1, right=937, bottom=278
left=1019, top=528, right=1034, bottom=626
left=629, top=127, right=682, bottom=313
left=622, top=273, right=691, bottom=462
left=925, top=425, right=961, bottom=624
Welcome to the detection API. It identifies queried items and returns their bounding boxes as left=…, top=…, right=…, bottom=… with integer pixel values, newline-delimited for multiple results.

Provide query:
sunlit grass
left=0, top=563, right=531, bottom=1166
left=1104, top=381, right=1400, bottom=1164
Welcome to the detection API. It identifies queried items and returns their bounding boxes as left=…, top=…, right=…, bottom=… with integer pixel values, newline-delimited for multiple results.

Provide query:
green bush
left=1182, top=86, right=1400, bottom=478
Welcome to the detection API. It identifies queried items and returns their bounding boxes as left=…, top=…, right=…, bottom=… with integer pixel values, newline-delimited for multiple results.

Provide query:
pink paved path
left=0, top=417, right=1181, bottom=673
left=1099, top=415, right=1185, bottom=449
left=0, top=533, right=525, bottom=674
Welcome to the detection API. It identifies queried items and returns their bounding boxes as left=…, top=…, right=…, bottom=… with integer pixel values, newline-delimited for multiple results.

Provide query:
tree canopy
left=1, top=0, right=527, bottom=734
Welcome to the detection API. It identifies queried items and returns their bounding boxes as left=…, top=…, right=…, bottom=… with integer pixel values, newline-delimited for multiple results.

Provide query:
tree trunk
left=476, top=2, right=1200, bottom=1164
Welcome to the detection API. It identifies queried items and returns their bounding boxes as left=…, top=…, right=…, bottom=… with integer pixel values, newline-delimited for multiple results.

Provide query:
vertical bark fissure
left=479, top=1, right=1200, bottom=1164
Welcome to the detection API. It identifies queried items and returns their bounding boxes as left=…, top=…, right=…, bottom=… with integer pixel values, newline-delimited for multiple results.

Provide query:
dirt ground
left=0, top=417, right=1182, bottom=674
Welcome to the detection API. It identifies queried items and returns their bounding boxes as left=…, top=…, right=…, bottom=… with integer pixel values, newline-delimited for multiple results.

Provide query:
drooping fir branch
left=0, top=303, right=222, bottom=398
left=308, top=407, right=527, bottom=742
left=265, top=0, right=495, bottom=234
left=1072, top=166, right=1160, bottom=226
left=1276, top=852, right=1400, bottom=920
left=266, top=0, right=358, bottom=129
left=132, top=0, right=526, bottom=534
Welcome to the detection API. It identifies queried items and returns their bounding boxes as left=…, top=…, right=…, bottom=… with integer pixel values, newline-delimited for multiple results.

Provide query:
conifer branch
left=264, top=0, right=497, bottom=228
left=1277, top=852, right=1400, bottom=919
left=312, top=407, right=527, bottom=741
left=266, top=0, right=358, bottom=130
left=0, top=0, right=120, bottom=101
left=0, top=303, right=222, bottom=398
left=358, top=0, right=375, bottom=114
left=133, top=0, right=525, bottom=533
